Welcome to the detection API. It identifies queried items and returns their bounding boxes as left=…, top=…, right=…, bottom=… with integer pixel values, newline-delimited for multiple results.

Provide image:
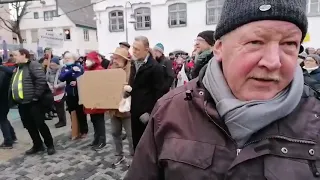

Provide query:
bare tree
left=0, top=2, right=29, bottom=47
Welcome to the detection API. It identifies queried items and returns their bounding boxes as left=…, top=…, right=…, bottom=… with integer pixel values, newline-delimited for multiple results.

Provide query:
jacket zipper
left=243, top=135, right=316, bottom=148
left=204, top=101, right=238, bottom=152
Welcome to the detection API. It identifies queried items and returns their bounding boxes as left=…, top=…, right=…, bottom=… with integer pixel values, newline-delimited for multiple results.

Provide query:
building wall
left=20, top=0, right=98, bottom=57
left=93, top=0, right=320, bottom=56
left=0, top=4, right=14, bottom=45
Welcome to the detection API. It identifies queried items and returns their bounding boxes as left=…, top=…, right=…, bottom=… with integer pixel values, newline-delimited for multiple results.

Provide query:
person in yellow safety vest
left=11, top=48, right=56, bottom=156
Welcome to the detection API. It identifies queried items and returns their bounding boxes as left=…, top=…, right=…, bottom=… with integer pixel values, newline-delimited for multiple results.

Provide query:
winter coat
left=0, top=63, right=15, bottom=118
left=10, top=61, right=49, bottom=105
left=309, top=68, right=320, bottom=82
left=191, top=50, right=213, bottom=79
left=125, top=68, right=320, bottom=180
left=59, top=62, right=84, bottom=97
left=156, top=55, right=175, bottom=93
left=128, top=55, right=165, bottom=120
left=46, top=67, right=66, bottom=98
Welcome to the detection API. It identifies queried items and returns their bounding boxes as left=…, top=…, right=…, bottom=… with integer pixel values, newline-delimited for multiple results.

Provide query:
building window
left=168, top=3, right=187, bottom=27
left=31, top=29, right=38, bottom=43
left=33, top=12, right=39, bottom=19
left=64, top=29, right=71, bottom=40
left=44, top=10, right=57, bottom=21
left=307, top=0, right=320, bottom=15
left=109, top=10, right=124, bottom=32
left=206, top=0, right=224, bottom=25
left=83, top=29, right=89, bottom=41
left=134, top=7, right=151, bottom=30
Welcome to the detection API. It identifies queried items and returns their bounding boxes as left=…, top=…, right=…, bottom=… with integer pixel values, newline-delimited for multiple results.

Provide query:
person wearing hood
left=84, top=51, right=107, bottom=151
left=153, top=43, right=174, bottom=93
left=46, top=57, right=67, bottom=128
left=59, top=52, right=88, bottom=139
left=191, top=30, right=215, bottom=79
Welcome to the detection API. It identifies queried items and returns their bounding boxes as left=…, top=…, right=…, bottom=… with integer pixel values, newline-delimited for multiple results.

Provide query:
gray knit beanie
left=215, top=0, right=308, bottom=42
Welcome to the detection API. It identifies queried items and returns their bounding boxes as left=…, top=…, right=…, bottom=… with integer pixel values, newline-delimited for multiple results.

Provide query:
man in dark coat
left=153, top=43, right=174, bottom=93
left=11, top=48, right=55, bottom=155
left=0, top=60, right=17, bottom=148
left=128, top=36, right=165, bottom=150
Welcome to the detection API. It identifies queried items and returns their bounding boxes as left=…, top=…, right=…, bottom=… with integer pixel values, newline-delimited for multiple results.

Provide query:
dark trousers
left=131, top=116, right=147, bottom=150
left=18, top=102, right=54, bottom=148
left=66, top=95, right=88, bottom=134
left=53, top=99, right=66, bottom=124
left=90, top=113, right=106, bottom=142
left=0, top=115, right=16, bottom=145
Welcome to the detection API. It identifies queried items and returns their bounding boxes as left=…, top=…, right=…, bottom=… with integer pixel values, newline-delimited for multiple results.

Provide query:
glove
left=139, top=113, right=150, bottom=124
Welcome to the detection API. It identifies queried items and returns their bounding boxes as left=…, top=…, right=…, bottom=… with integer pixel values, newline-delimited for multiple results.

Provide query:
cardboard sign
left=77, top=69, right=126, bottom=109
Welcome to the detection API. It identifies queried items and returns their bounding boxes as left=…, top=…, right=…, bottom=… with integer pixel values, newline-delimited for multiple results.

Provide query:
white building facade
left=0, top=4, right=14, bottom=45
left=93, top=0, right=320, bottom=56
left=19, top=0, right=98, bottom=57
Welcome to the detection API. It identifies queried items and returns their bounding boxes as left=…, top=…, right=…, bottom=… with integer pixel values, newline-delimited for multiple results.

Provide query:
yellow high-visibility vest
left=12, top=68, right=24, bottom=102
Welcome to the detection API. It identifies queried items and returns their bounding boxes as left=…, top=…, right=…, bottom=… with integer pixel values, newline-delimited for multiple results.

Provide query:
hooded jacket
left=83, top=51, right=106, bottom=115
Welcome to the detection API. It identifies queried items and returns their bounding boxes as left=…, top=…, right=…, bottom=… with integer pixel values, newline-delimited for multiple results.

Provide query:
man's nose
left=258, top=43, right=282, bottom=71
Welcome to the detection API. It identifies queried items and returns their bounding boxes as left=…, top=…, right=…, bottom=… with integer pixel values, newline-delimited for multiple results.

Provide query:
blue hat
left=153, top=43, right=164, bottom=54
left=51, top=56, right=60, bottom=65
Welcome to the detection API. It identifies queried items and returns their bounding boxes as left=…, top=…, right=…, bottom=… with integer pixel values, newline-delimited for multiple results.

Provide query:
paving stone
left=0, top=120, right=128, bottom=180
left=16, top=170, right=28, bottom=176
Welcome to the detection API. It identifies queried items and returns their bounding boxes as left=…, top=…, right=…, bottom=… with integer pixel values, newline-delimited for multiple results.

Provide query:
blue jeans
left=0, top=117, right=16, bottom=145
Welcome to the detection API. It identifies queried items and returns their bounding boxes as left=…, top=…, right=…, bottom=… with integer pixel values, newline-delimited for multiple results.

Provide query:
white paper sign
left=38, top=29, right=64, bottom=48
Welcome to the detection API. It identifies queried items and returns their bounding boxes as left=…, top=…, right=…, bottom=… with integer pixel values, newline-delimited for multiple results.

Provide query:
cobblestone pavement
left=0, top=117, right=130, bottom=180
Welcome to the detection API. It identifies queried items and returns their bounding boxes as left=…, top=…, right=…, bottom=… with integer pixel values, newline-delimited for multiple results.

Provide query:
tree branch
left=0, top=17, right=14, bottom=31
left=0, top=24, right=12, bottom=32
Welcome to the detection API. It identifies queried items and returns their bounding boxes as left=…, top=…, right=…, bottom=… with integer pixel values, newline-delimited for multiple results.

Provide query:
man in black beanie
left=191, top=30, right=215, bottom=79
left=125, top=0, right=317, bottom=179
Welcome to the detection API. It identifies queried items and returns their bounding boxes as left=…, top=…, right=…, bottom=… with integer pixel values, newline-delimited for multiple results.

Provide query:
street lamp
left=125, top=1, right=136, bottom=42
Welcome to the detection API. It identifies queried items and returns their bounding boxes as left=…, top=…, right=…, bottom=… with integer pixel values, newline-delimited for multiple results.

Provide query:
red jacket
left=83, top=51, right=107, bottom=115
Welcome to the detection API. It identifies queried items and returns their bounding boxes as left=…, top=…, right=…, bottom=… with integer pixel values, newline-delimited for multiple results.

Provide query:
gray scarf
left=202, top=58, right=304, bottom=147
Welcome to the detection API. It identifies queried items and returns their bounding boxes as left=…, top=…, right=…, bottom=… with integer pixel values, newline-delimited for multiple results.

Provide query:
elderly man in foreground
left=125, top=0, right=320, bottom=179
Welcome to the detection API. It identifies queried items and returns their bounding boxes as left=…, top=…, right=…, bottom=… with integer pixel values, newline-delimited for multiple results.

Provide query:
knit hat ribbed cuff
left=215, top=0, right=308, bottom=42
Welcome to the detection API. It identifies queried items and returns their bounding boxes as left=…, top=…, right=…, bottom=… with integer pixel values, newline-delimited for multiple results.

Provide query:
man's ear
left=213, top=39, right=223, bottom=62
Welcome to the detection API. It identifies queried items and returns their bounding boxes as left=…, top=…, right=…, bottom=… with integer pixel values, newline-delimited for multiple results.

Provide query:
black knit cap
left=198, top=30, right=215, bottom=46
left=215, top=0, right=308, bottom=42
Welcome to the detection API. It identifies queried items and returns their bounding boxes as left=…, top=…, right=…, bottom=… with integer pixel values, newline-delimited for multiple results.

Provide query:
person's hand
left=72, top=66, right=81, bottom=72
left=70, top=81, right=77, bottom=86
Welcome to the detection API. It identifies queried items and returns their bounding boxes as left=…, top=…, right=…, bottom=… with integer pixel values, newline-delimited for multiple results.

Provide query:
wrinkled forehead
left=224, top=20, right=302, bottom=41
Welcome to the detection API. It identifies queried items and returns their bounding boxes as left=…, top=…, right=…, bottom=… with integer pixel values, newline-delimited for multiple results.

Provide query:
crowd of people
left=0, top=30, right=215, bottom=166
left=1, top=0, right=320, bottom=178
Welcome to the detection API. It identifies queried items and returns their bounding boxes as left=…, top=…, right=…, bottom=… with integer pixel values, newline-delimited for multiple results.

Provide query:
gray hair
left=64, top=52, right=78, bottom=60
left=134, top=36, right=149, bottom=48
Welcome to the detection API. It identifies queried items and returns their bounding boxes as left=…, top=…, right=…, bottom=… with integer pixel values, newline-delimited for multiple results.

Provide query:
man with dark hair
left=11, top=48, right=55, bottom=155
left=191, top=30, right=215, bottom=79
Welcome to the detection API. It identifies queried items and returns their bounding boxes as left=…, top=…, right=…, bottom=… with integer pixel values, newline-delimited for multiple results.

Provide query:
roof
left=57, top=0, right=96, bottom=29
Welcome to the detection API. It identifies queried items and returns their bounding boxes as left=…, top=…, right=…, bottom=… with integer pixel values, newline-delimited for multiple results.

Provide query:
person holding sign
left=107, top=47, right=134, bottom=166
left=84, top=51, right=107, bottom=151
